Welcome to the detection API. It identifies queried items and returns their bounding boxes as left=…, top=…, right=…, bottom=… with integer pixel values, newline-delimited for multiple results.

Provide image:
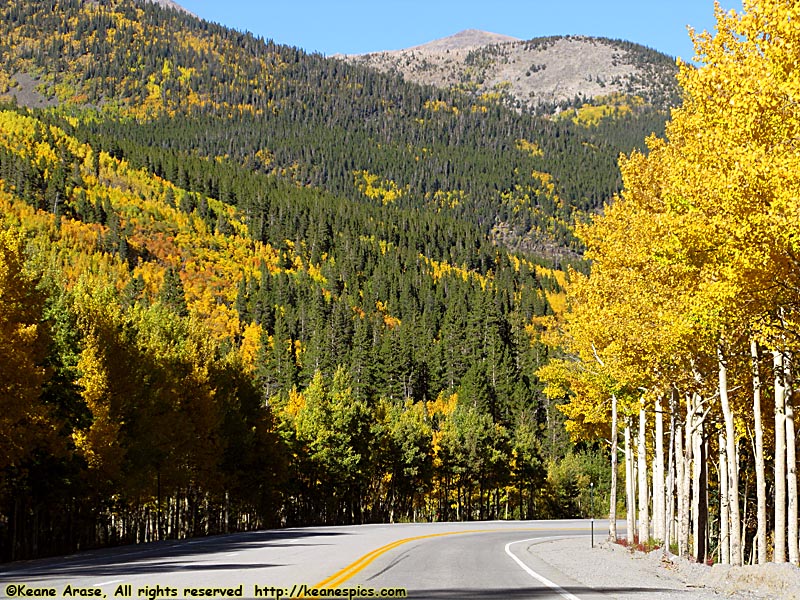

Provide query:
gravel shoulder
left=526, top=535, right=800, bottom=599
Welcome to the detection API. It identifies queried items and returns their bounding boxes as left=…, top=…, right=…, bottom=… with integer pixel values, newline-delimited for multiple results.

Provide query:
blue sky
left=177, top=1, right=743, bottom=62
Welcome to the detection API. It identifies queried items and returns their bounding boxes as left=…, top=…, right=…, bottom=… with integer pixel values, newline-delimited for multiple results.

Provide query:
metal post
left=590, top=482, right=594, bottom=548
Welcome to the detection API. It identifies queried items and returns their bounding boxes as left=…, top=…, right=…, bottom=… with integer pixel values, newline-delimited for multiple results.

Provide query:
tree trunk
left=609, top=394, right=618, bottom=542
left=678, top=395, right=692, bottom=558
left=692, top=408, right=702, bottom=559
left=665, top=390, right=677, bottom=556
left=719, top=344, right=742, bottom=566
left=774, top=349, right=787, bottom=563
left=786, top=354, right=798, bottom=566
left=751, top=339, right=768, bottom=564
left=638, top=401, right=650, bottom=544
left=625, top=421, right=636, bottom=543
left=719, top=432, right=730, bottom=564
left=696, top=427, right=708, bottom=564
left=653, top=395, right=665, bottom=543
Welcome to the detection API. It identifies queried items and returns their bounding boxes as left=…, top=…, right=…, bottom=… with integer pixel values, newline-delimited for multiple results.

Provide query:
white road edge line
left=505, top=537, right=582, bottom=600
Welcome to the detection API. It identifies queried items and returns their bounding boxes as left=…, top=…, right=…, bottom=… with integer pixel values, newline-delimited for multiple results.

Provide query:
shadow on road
left=0, top=529, right=349, bottom=578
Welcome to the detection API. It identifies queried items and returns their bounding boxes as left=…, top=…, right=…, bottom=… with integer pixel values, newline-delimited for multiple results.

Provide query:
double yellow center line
left=314, top=529, right=487, bottom=589
left=313, top=526, right=588, bottom=590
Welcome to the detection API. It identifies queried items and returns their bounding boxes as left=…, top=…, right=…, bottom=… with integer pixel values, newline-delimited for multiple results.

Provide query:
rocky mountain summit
left=342, top=31, right=680, bottom=112
left=399, top=29, right=521, bottom=52
left=141, top=0, right=193, bottom=15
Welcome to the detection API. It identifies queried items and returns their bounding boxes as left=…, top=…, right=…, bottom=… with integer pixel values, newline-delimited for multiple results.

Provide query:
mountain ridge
left=140, top=0, right=193, bottom=15
left=342, top=32, right=680, bottom=112
left=392, top=29, right=521, bottom=53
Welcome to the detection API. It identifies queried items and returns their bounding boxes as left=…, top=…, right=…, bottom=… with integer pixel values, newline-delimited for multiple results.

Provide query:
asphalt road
left=0, top=520, right=608, bottom=600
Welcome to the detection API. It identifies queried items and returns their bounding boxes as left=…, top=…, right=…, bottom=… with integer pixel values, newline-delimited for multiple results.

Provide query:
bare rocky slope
left=341, top=30, right=681, bottom=113
left=141, top=0, right=193, bottom=15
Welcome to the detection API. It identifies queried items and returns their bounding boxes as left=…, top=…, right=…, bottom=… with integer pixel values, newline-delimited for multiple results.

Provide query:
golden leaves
left=353, top=170, right=408, bottom=205
left=544, top=0, right=800, bottom=439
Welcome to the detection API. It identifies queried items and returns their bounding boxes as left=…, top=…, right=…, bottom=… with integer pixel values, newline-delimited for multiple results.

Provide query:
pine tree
left=158, top=267, right=188, bottom=317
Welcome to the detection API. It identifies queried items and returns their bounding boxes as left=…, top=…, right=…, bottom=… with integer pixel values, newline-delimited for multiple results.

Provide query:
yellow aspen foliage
left=190, top=289, right=242, bottom=341
left=423, top=99, right=459, bottom=114
left=537, top=356, right=619, bottom=441
left=425, top=391, right=458, bottom=469
left=515, top=139, right=544, bottom=157
left=354, top=170, right=408, bottom=205
left=239, top=321, right=263, bottom=372
left=427, top=189, right=466, bottom=210
left=0, top=229, right=56, bottom=471
left=73, top=331, right=124, bottom=479
left=425, top=390, right=458, bottom=420
left=420, top=255, right=488, bottom=288
left=281, top=387, right=306, bottom=418
left=546, top=0, right=800, bottom=440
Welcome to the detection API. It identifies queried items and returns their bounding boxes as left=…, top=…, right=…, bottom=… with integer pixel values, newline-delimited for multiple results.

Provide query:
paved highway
left=1, top=520, right=609, bottom=599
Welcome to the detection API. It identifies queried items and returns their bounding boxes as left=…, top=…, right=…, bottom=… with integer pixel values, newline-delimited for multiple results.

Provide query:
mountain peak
left=407, top=29, right=521, bottom=52
left=343, top=33, right=679, bottom=112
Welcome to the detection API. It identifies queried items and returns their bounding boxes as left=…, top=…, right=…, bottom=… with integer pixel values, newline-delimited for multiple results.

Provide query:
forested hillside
left=0, top=102, right=578, bottom=561
left=0, top=0, right=669, bottom=257
left=541, top=0, right=800, bottom=568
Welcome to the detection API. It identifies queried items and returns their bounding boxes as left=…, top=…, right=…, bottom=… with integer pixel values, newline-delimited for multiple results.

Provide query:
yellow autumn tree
left=0, top=229, right=57, bottom=471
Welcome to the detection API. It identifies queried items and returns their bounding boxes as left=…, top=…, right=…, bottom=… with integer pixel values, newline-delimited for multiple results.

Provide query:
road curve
left=1, top=520, right=605, bottom=599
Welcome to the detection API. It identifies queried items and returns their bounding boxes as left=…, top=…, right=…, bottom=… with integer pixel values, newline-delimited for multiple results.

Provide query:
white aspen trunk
left=775, top=349, right=787, bottom=563
left=692, top=411, right=702, bottom=559
left=638, top=402, right=650, bottom=544
left=676, top=421, right=686, bottom=556
left=679, top=396, right=693, bottom=558
left=688, top=400, right=709, bottom=563
left=718, top=344, right=742, bottom=566
left=719, top=432, right=730, bottom=565
left=741, top=480, right=748, bottom=566
left=654, top=395, right=666, bottom=543
left=625, top=422, right=636, bottom=544
left=751, top=339, right=768, bottom=564
left=633, top=460, right=638, bottom=537
left=665, top=390, right=677, bottom=556
left=786, top=354, right=798, bottom=566
left=609, top=394, right=618, bottom=542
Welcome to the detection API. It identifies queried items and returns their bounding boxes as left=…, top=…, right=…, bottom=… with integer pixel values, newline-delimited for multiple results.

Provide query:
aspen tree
left=609, top=393, right=618, bottom=541
left=787, top=384, right=798, bottom=566
left=625, top=421, right=636, bottom=543
left=637, top=401, right=650, bottom=543
left=679, top=397, right=693, bottom=558
left=718, top=345, right=742, bottom=565
left=719, top=432, right=730, bottom=564
left=775, top=350, right=787, bottom=562
left=545, top=2, right=800, bottom=565
left=664, top=390, right=678, bottom=555
left=0, top=230, right=53, bottom=471
left=653, top=395, right=665, bottom=544
left=750, top=340, right=767, bottom=564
